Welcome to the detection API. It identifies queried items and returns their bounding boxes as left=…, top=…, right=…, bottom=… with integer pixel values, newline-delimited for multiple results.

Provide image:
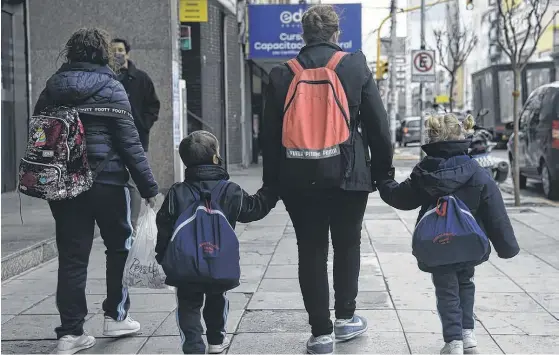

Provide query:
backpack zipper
left=37, top=115, right=71, bottom=161
left=21, top=158, right=62, bottom=182
left=284, top=80, right=350, bottom=128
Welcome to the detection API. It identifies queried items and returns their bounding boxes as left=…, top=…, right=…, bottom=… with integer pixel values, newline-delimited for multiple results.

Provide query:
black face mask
left=114, top=53, right=126, bottom=68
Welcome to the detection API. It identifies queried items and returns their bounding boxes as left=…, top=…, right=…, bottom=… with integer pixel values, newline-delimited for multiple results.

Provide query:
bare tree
left=433, top=25, right=478, bottom=112
left=495, top=0, right=552, bottom=206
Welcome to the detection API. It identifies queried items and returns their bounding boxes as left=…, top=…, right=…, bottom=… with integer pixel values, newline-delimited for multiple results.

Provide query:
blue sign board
left=247, top=4, right=362, bottom=60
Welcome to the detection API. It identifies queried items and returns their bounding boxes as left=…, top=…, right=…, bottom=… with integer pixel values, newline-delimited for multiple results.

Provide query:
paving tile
left=13, top=260, right=59, bottom=280
left=81, top=336, right=147, bottom=354
left=2, top=314, right=16, bottom=324
left=257, top=278, right=301, bottom=292
left=138, top=335, right=183, bottom=354
left=514, top=277, right=559, bottom=293
left=335, top=331, right=410, bottom=354
left=397, top=310, right=442, bottom=333
left=475, top=262, right=505, bottom=277
left=474, top=276, right=525, bottom=293
left=1, top=293, right=51, bottom=315
left=391, top=291, right=437, bottom=311
left=365, top=220, right=411, bottom=238
left=264, top=264, right=298, bottom=279
left=229, top=332, right=308, bottom=354
left=491, top=254, right=559, bottom=277
left=84, top=311, right=169, bottom=337
left=1, top=315, right=60, bottom=340
left=1, top=340, right=57, bottom=354
left=529, top=293, right=559, bottom=316
left=153, top=309, right=244, bottom=336
left=475, top=311, right=559, bottom=335
left=1, top=278, right=57, bottom=296
left=475, top=292, right=548, bottom=313
left=238, top=243, right=277, bottom=255
left=385, top=275, right=434, bottom=294
left=237, top=310, right=309, bottom=333
left=236, top=264, right=266, bottom=293
left=493, top=334, right=559, bottom=354
left=23, top=294, right=105, bottom=315
left=247, top=291, right=393, bottom=310
left=239, top=251, right=272, bottom=265
left=406, top=333, right=503, bottom=354
left=225, top=292, right=251, bottom=311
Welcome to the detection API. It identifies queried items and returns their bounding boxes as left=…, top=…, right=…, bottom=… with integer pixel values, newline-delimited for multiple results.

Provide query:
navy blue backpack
left=161, top=180, right=240, bottom=291
left=412, top=195, right=490, bottom=268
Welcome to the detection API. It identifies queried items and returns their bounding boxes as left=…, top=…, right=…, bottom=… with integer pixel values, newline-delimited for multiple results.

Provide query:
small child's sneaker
left=462, top=329, right=479, bottom=354
left=441, top=340, right=464, bottom=354
left=56, top=333, right=96, bottom=354
left=208, top=336, right=231, bottom=354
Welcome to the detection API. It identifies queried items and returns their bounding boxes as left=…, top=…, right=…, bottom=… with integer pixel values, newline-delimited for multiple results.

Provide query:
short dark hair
left=63, top=28, right=113, bottom=66
left=179, top=131, right=219, bottom=167
left=112, top=38, right=131, bottom=53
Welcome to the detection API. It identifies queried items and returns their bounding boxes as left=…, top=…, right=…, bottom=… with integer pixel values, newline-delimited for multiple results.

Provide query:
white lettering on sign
left=280, top=9, right=303, bottom=24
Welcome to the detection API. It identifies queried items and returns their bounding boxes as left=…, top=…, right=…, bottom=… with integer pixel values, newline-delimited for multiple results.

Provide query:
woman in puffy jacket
left=33, top=28, right=158, bottom=354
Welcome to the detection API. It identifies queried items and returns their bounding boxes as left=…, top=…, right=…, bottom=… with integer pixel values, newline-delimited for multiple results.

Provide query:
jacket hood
left=185, top=165, right=230, bottom=182
left=413, top=140, right=478, bottom=198
left=45, top=62, right=118, bottom=105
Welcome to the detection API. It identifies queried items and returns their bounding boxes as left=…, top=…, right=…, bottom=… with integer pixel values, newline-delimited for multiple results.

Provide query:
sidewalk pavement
left=2, top=167, right=559, bottom=354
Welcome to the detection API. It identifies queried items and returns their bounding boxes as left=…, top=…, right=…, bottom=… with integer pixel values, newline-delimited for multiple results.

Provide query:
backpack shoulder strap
left=325, top=51, right=348, bottom=71
left=286, top=58, right=305, bottom=76
left=210, top=180, right=229, bottom=204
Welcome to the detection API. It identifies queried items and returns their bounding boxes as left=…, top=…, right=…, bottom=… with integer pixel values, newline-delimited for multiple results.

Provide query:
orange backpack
left=283, top=51, right=350, bottom=160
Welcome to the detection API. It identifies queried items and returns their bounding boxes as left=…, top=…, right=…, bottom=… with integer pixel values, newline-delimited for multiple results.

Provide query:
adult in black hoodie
left=34, top=28, right=158, bottom=354
left=379, top=114, right=519, bottom=354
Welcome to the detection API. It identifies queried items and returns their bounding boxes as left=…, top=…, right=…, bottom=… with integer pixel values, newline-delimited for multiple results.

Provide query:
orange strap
left=286, top=58, right=305, bottom=75
left=325, top=51, right=347, bottom=71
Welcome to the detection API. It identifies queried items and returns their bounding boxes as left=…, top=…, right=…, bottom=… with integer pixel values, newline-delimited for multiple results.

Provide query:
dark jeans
left=283, top=189, right=368, bottom=337
left=127, top=178, right=142, bottom=237
left=49, top=183, right=134, bottom=339
left=175, top=288, right=228, bottom=354
left=432, top=267, right=476, bottom=343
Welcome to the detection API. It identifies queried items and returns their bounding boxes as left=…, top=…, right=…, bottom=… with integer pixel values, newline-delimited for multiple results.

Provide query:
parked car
left=508, top=82, right=559, bottom=200
left=401, top=116, right=422, bottom=146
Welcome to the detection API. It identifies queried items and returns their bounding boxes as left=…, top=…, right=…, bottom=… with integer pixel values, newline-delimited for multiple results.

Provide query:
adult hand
left=145, top=197, right=157, bottom=209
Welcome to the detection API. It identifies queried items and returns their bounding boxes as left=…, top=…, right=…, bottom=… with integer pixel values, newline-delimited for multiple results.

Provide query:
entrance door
left=2, top=9, right=17, bottom=192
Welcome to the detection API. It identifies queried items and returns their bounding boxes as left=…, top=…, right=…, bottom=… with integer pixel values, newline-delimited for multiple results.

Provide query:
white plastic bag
left=122, top=207, right=167, bottom=289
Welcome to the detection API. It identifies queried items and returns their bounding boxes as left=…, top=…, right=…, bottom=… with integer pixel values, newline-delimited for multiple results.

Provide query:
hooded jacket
left=34, top=62, right=158, bottom=198
left=378, top=140, right=519, bottom=273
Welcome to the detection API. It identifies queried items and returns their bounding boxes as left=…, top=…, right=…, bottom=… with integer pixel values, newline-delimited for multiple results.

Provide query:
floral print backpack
left=18, top=106, right=96, bottom=201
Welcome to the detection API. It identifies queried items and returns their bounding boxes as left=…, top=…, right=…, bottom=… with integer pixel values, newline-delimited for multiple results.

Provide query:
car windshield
left=407, top=120, right=420, bottom=128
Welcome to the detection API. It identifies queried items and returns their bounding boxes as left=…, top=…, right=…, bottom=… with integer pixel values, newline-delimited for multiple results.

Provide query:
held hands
left=145, top=197, right=157, bottom=209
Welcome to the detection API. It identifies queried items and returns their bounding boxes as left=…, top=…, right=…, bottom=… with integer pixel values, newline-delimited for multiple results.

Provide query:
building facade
left=1, top=0, right=251, bottom=193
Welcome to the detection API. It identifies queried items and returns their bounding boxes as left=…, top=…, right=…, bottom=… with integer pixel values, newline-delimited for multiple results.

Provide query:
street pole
left=388, top=0, right=397, bottom=147
left=419, top=0, right=426, bottom=159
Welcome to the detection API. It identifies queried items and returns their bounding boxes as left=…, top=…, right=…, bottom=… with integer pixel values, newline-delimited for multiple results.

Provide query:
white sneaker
left=208, top=336, right=231, bottom=354
left=462, top=329, right=479, bottom=354
left=103, top=315, right=141, bottom=337
left=56, top=334, right=96, bottom=354
left=441, top=340, right=464, bottom=354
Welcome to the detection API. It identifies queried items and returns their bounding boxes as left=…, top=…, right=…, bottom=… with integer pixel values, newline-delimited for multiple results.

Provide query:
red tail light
left=552, top=120, right=559, bottom=149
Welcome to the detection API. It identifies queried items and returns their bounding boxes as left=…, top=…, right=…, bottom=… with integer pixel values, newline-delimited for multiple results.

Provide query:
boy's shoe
left=307, top=335, right=334, bottom=354
left=462, top=329, right=479, bottom=354
left=103, top=315, right=141, bottom=337
left=334, top=314, right=368, bottom=341
left=56, top=333, right=96, bottom=354
left=208, top=337, right=231, bottom=354
left=441, top=340, right=464, bottom=355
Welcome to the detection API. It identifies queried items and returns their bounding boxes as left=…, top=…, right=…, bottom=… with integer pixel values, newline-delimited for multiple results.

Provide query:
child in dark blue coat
left=378, top=114, right=520, bottom=355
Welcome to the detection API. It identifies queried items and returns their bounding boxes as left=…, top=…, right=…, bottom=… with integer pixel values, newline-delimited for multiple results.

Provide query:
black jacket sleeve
left=113, top=114, right=159, bottom=198
left=238, top=186, right=279, bottom=223
left=155, top=188, right=177, bottom=263
left=359, top=71, right=394, bottom=183
left=142, top=75, right=160, bottom=130
left=378, top=178, right=423, bottom=210
left=261, top=69, right=284, bottom=191
left=479, top=179, right=520, bottom=258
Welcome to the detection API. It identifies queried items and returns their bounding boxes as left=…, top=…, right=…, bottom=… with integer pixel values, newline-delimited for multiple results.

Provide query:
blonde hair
left=425, top=113, right=475, bottom=143
left=301, top=5, right=340, bottom=44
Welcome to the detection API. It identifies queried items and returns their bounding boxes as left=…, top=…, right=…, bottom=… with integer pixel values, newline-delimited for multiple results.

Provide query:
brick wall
left=225, top=13, right=243, bottom=165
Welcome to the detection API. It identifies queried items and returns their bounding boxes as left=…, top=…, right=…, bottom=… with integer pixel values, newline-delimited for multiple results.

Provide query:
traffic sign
left=411, top=50, right=436, bottom=83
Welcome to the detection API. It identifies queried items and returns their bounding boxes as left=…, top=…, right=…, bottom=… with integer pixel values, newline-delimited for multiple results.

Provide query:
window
left=407, top=120, right=420, bottom=128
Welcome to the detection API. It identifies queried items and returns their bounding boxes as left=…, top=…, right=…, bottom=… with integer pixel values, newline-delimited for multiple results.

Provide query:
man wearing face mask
left=112, top=38, right=160, bottom=231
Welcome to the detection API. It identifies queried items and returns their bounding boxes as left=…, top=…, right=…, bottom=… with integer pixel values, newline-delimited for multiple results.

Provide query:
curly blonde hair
left=425, top=113, right=475, bottom=143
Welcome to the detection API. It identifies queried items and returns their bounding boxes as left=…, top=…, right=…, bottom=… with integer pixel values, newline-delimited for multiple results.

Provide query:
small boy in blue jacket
left=378, top=114, right=520, bottom=354
left=155, top=131, right=278, bottom=354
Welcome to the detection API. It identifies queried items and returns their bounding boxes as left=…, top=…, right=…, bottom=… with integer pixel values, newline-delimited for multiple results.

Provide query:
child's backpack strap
left=210, top=180, right=229, bottom=205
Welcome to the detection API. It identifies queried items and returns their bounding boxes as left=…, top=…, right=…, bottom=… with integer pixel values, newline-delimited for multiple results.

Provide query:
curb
left=1, top=238, right=58, bottom=281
